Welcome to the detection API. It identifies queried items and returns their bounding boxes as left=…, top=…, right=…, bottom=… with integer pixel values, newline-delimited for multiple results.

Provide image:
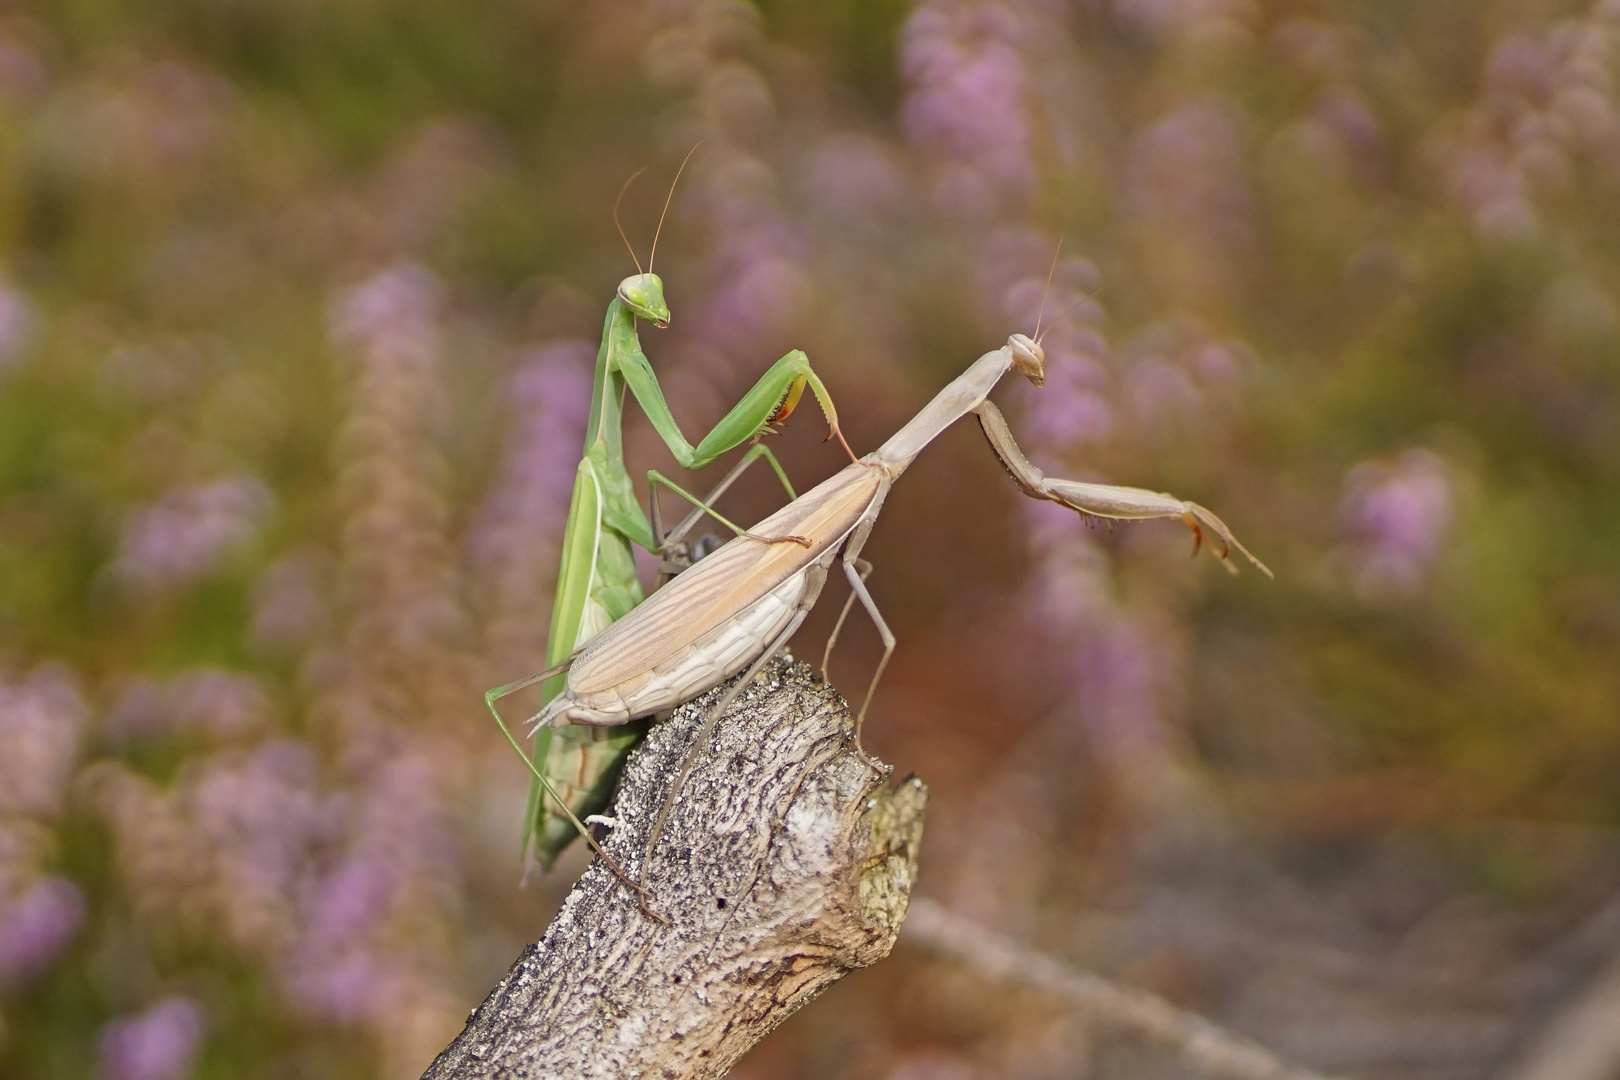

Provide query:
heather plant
left=1, top=1, right=1619, bottom=1077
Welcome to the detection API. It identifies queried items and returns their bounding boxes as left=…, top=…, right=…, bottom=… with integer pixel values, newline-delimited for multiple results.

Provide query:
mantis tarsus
left=523, top=330, right=1270, bottom=913
left=484, top=162, right=849, bottom=877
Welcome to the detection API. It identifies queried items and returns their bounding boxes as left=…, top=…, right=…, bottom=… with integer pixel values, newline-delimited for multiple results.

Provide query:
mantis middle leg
left=646, top=464, right=810, bottom=552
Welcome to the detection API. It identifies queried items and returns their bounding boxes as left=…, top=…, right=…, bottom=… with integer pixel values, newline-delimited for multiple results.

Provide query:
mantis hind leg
left=483, top=664, right=567, bottom=872
left=485, top=670, right=667, bottom=919
left=840, top=556, right=895, bottom=752
left=820, top=558, right=873, bottom=678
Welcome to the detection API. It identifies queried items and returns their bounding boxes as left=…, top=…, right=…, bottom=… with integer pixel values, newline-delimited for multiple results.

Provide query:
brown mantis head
left=1007, top=332, right=1045, bottom=387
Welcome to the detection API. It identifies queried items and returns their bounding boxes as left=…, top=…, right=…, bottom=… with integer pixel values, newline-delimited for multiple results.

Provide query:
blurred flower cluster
left=2, top=1, right=1620, bottom=1078
left=0, top=668, right=86, bottom=990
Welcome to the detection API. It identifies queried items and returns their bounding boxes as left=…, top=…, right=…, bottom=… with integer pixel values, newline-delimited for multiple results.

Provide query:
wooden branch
left=903, top=898, right=1345, bottom=1080
left=1498, top=947, right=1620, bottom=1080
left=424, top=654, right=927, bottom=1079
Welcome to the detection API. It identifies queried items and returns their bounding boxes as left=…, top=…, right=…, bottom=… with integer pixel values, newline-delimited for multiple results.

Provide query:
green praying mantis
left=484, top=162, right=851, bottom=874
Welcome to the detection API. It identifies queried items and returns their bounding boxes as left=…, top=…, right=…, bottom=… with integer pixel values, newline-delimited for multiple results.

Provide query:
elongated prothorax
left=872, top=336, right=1042, bottom=476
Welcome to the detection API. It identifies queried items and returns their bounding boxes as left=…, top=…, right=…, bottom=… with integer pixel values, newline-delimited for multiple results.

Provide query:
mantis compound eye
left=1007, top=333, right=1045, bottom=387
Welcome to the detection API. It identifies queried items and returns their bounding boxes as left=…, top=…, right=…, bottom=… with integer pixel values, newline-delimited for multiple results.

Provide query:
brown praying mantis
left=519, top=329, right=1270, bottom=907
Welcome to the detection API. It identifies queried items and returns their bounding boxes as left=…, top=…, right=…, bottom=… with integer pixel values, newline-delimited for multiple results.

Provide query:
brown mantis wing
left=565, top=461, right=886, bottom=697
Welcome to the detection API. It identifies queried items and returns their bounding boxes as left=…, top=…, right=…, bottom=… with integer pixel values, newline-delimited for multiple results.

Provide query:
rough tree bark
left=424, top=654, right=927, bottom=1079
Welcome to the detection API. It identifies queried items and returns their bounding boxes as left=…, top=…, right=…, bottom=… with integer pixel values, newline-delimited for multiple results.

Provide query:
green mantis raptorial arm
left=484, top=269, right=846, bottom=872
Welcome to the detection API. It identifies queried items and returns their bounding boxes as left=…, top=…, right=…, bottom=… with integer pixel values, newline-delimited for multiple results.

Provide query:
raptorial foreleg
left=975, top=400, right=1272, bottom=577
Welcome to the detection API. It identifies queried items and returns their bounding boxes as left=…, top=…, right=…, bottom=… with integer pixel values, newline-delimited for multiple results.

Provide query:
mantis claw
left=1183, top=513, right=1205, bottom=558
left=826, top=424, right=860, bottom=465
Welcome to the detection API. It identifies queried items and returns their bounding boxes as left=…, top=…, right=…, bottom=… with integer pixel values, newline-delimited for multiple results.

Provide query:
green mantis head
left=618, top=273, right=671, bottom=328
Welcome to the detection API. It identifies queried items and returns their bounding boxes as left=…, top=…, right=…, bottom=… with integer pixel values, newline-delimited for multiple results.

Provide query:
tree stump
left=424, top=654, right=927, bottom=1079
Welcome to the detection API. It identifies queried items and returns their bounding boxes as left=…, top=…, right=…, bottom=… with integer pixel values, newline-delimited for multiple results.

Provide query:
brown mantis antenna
left=614, top=167, right=649, bottom=275
left=648, top=142, right=703, bottom=275
left=1033, top=236, right=1063, bottom=342
left=1035, top=292, right=1100, bottom=346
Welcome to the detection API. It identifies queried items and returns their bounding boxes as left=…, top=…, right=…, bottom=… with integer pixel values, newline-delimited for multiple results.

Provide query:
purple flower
left=282, top=949, right=401, bottom=1025
left=0, top=33, right=47, bottom=102
left=1440, top=143, right=1539, bottom=241
left=1071, top=618, right=1166, bottom=763
left=282, top=857, right=400, bottom=1023
left=1124, top=356, right=1202, bottom=425
left=1340, top=449, right=1453, bottom=596
left=190, top=741, right=325, bottom=949
left=797, top=135, right=907, bottom=221
left=250, top=549, right=332, bottom=654
left=702, top=256, right=812, bottom=354
left=1488, top=34, right=1555, bottom=99
left=1430, top=12, right=1620, bottom=240
left=302, top=857, right=396, bottom=951
left=98, top=997, right=206, bottom=1080
left=0, top=665, right=87, bottom=818
left=1113, top=0, right=1253, bottom=43
left=684, top=153, right=817, bottom=358
left=469, top=343, right=592, bottom=641
left=1019, top=504, right=1177, bottom=762
left=327, top=260, right=470, bottom=661
left=1309, top=89, right=1388, bottom=187
left=1125, top=100, right=1256, bottom=261
left=104, top=670, right=269, bottom=745
left=114, top=476, right=273, bottom=589
left=35, top=62, right=232, bottom=182
left=0, top=282, right=37, bottom=372
left=330, top=263, right=442, bottom=376
left=0, top=876, right=86, bottom=986
left=900, top=2, right=1035, bottom=219
left=278, top=752, right=455, bottom=1024
left=168, top=669, right=270, bottom=741
left=1022, top=355, right=1114, bottom=445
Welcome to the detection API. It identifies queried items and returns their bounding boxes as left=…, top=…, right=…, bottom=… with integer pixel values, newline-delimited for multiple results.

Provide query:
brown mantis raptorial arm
left=974, top=400, right=1273, bottom=578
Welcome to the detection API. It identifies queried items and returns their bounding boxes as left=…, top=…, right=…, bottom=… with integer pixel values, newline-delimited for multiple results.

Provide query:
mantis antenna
left=648, top=143, right=702, bottom=275
left=1033, top=236, right=1063, bottom=342
left=1035, top=292, right=1098, bottom=346
left=614, top=167, right=650, bottom=275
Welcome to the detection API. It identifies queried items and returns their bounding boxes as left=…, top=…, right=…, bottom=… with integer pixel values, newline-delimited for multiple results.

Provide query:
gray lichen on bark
left=424, top=653, right=927, bottom=1079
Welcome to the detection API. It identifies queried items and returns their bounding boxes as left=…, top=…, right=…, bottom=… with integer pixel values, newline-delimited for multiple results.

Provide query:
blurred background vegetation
left=2, top=0, right=1620, bottom=1077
